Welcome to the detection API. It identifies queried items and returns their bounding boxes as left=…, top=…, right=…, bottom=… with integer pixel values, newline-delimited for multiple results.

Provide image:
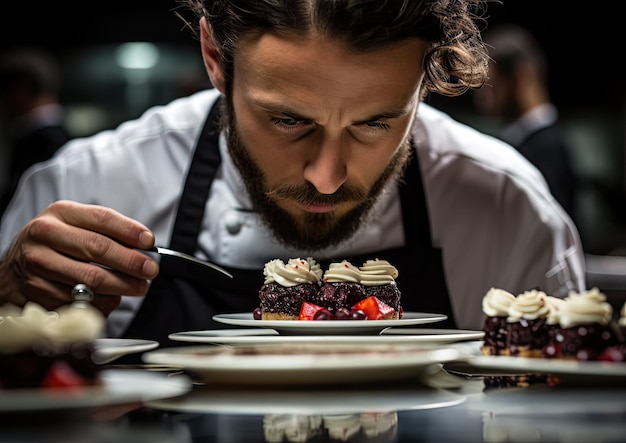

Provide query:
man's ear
left=200, top=17, right=226, bottom=93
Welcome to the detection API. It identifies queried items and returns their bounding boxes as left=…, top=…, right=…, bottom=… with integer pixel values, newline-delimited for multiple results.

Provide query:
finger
left=23, top=246, right=153, bottom=296
left=44, top=200, right=155, bottom=250
left=26, top=211, right=159, bottom=281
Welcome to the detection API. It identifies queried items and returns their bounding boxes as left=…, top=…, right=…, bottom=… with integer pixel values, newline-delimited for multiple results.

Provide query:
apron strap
left=400, top=140, right=432, bottom=248
left=168, top=97, right=222, bottom=254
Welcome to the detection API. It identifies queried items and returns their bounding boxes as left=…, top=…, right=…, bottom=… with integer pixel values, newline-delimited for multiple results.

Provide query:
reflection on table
left=2, top=371, right=626, bottom=443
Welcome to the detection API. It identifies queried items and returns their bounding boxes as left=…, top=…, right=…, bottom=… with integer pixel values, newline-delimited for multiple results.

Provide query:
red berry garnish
left=351, top=296, right=395, bottom=320
left=41, top=361, right=88, bottom=390
left=298, top=301, right=327, bottom=320
left=334, top=308, right=351, bottom=320
left=599, top=346, right=626, bottom=362
left=313, top=309, right=334, bottom=320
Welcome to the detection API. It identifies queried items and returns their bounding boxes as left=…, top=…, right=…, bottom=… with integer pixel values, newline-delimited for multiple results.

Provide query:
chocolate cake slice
left=480, top=288, right=516, bottom=356
left=258, top=257, right=322, bottom=320
left=359, top=259, right=401, bottom=317
left=0, top=300, right=105, bottom=389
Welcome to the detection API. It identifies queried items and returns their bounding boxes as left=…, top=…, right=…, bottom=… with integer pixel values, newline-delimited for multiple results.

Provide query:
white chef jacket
left=0, top=88, right=586, bottom=332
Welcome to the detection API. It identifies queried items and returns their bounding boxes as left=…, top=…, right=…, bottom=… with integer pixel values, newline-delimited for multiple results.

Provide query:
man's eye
left=364, top=121, right=390, bottom=130
left=271, top=117, right=303, bottom=127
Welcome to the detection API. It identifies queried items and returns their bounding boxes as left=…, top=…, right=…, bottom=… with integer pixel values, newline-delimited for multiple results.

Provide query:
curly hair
left=180, top=0, right=489, bottom=99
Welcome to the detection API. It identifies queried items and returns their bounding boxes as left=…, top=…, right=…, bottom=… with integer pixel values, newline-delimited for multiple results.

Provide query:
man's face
left=224, top=33, right=428, bottom=250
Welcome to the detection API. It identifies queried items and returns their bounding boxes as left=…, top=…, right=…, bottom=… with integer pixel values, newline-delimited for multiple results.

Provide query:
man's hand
left=0, top=200, right=160, bottom=315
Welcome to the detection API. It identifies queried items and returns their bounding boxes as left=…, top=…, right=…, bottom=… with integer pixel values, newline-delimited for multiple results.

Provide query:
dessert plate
left=142, top=344, right=463, bottom=386
left=0, top=369, right=191, bottom=413
left=454, top=355, right=626, bottom=380
left=380, top=328, right=484, bottom=342
left=146, top=384, right=466, bottom=415
left=212, top=312, right=447, bottom=335
left=93, top=338, right=160, bottom=364
left=168, top=328, right=480, bottom=346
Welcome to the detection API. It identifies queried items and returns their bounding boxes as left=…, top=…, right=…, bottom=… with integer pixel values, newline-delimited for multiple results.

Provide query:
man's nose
left=303, top=135, right=348, bottom=194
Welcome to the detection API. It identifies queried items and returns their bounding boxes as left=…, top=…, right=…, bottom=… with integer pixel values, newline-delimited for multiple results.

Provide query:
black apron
left=123, top=99, right=456, bottom=348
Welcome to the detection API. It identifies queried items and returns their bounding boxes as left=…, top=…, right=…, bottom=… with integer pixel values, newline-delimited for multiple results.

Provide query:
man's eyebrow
left=254, top=99, right=409, bottom=123
left=352, top=108, right=408, bottom=124
left=255, top=100, right=312, bottom=120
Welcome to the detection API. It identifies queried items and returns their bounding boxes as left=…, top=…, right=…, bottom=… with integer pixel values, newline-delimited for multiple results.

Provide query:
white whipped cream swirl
left=560, top=287, right=613, bottom=328
left=545, top=296, right=566, bottom=325
left=482, top=287, right=515, bottom=317
left=263, top=257, right=322, bottom=287
left=359, top=259, right=398, bottom=287
left=507, top=289, right=550, bottom=322
left=0, top=302, right=105, bottom=353
left=323, top=260, right=361, bottom=283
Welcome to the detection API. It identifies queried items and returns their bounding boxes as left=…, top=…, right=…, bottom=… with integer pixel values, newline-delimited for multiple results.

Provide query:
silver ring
left=71, top=284, right=94, bottom=303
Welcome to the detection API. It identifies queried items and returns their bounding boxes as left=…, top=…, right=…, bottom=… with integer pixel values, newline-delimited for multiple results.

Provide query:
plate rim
left=380, top=328, right=484, bottom=338
left=94, top=337, right=160, bottom=349
left=142, top=344, right=462, bottom=373
left=93, top=338, right=160, bottom=364
left=212, top=311, right=447, bottom=332
left=146, top=386, right=467, bottom=415
left=468, top=355, right=626, bottom=377
left=168, top=328, right=482, bottom=345
left=0, top=369, right=190, bottom=412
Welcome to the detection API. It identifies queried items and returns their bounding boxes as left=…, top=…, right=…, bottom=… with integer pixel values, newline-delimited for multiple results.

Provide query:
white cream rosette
left=359, top=259, right=398, bottom=287
left=481, top=287, right=516, bottom=317
left=560, top=287, right=613, bottom=328
left=263, top=257, right=322, bottom=287
left=507, top=289, right=550, bottom=322
left=0, top=301, right=105, bottom=353
left=323, top=260, right=362, bottom=283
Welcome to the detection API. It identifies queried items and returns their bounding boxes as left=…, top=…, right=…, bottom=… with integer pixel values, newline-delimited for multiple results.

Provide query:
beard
left=222, top=98, right=412, bottom=251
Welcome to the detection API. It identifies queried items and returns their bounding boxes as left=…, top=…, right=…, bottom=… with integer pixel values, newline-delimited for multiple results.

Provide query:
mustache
left=266, top=182, right=367, bottom=205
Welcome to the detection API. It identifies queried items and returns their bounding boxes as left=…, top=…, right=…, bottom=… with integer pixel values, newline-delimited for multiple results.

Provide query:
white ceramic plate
left=212, top=312, right=447, bottom=335
left=146, top=384, right=466, bottom=415
left=0, top=369, right=191, bottom=413
left=462, top=355, right=626, bottom=378
left=168, top=328, right=480, bottom=347
left=142, top=344, right=463, bottom=386
left=380, top=328, right=484, bottom=342
left=93, top=338, right=160, bottom=364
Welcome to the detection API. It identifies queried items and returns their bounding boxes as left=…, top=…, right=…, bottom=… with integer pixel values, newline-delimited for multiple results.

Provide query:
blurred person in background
left=473, top=24, right=578, bottom=224
left=0, top=47, right=71, bottom=218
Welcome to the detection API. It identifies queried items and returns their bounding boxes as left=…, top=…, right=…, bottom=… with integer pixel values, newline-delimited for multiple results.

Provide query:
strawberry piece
left=599, top=346, right=626, bottom=362
left=41, top=360, right=88, bottom=390
left=351, top=296, right=395, bottom=320
left=298, top=301, right=326, bottom=320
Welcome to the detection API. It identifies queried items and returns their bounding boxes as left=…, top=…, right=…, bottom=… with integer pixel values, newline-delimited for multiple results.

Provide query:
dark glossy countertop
left=2, top=367, right=625, bottom=443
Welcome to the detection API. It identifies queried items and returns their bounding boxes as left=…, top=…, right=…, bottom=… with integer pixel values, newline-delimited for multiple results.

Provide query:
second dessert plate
left=465, top=355, right=626, bottom=377
left=212, top=312, right=448, bottom=335
left=0, top=369, right=191, bottom=413
left=169, top=328, right=482, bottom=346
left=142, top=344, right=463, bottom=386
left=445, top=355, right=626, bottom=386
left=93, top=338, right=160, bottom=364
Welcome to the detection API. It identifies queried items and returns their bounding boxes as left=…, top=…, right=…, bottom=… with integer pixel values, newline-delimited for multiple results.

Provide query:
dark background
left=1, top=0, right=622, bottom=110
